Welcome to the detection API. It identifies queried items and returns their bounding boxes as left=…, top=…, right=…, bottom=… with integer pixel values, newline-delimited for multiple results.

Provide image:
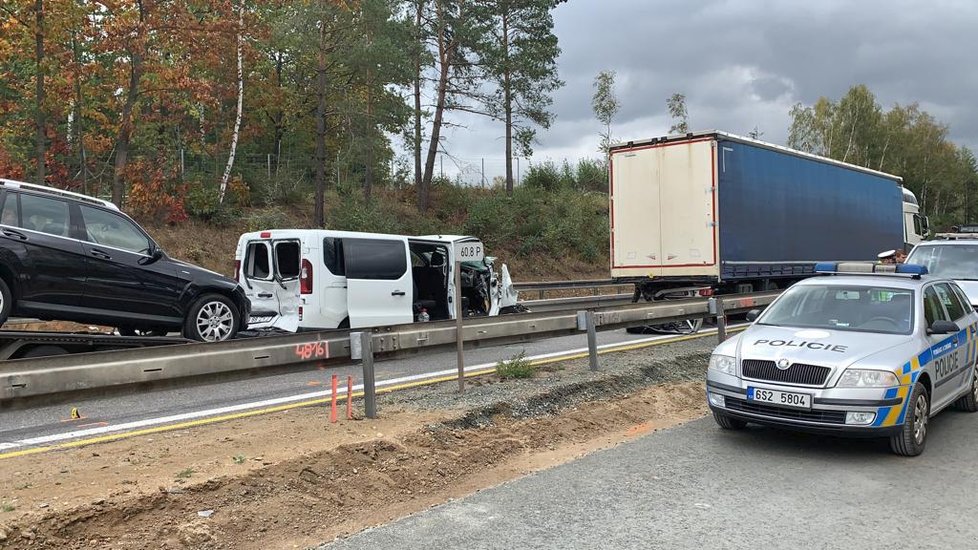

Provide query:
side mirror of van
left=746, top=309, right=761, bottom=322
left=928, top=320, right=958, bottom=335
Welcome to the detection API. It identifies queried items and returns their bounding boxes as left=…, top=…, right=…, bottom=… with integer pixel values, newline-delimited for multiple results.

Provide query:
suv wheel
left=890, top=381, right=929, bottom=457
left=0, top=278, right=11, bottom=326
left=185, top=294, right=239, bottom=343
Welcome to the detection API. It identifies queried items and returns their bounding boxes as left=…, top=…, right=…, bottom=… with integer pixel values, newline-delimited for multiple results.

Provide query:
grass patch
left=175, top=468, right=195, bottom=480
left=233, top=455, right=246, bottom=465
left=2, top=502, right=15, bottom=513
left=495, top=351, right=534, bottom=380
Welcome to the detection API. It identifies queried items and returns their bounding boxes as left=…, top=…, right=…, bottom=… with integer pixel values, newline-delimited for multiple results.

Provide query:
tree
left=747, top=126, right=763, bottom=140
left=219, top=0, right=246, bottom=204
left=0, top=0, right=47, bottom=184
left=667, top=92, right=688, bottom=134
left=478, top=0, right=564, bottom=195
left=591, top=70, right=618, bottom=153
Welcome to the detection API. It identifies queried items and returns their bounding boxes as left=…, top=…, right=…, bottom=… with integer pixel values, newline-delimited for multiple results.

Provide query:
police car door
left=924, top=284, right=968, bottom=410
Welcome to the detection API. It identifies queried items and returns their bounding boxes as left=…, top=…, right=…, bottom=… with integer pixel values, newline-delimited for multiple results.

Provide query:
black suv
left=0, top=179, right=249, bottom=342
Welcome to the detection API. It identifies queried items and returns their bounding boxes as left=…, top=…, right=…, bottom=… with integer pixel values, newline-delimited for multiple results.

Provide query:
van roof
left=238, top=229, right=479, bottom=243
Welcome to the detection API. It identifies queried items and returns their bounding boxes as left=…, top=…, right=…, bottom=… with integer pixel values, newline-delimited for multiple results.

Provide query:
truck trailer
left=609, top=131, right=928, bottom=319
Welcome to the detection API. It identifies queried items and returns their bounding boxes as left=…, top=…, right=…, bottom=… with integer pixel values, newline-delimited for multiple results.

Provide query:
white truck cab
left=234, top=229, right=519, bottom=331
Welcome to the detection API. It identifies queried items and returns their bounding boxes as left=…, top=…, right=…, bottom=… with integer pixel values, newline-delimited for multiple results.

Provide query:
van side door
left=343, top=237, right=413, bottom=328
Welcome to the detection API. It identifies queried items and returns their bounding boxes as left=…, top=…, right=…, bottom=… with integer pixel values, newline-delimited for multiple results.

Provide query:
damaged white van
left=234, top=230, right=520, bottom=331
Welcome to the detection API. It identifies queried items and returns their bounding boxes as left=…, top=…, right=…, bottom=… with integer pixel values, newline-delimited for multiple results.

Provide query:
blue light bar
left=814, top=262, right=837, bottom=273
left=896, top=263, right=928, bottom=276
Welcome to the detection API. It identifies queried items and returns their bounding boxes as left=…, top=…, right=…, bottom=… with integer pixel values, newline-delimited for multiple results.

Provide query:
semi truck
left=609, top=131, right=928, bottom=331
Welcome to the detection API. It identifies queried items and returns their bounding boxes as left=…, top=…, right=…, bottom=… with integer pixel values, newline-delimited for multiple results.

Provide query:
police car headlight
left=837, top=369, right=899, bottom=388
left=708, top=354, right=737, bottom=376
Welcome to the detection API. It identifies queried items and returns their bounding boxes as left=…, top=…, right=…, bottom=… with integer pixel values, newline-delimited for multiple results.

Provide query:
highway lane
left=324, top=410, right=978, bottom=549
left=0, top=327, right=709, bottom=451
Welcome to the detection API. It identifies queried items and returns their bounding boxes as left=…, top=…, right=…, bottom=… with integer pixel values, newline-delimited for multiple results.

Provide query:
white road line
left=1, top=328, right=729, bottom=451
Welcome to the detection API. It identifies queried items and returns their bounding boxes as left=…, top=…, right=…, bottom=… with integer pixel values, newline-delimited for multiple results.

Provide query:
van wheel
left=185, top=294, right=239, bottom=342
left=0, top=278, right=12, bottom=326
left=890, top=381, right=929, bottom=456
left=955, top=364, right=978, bottom=412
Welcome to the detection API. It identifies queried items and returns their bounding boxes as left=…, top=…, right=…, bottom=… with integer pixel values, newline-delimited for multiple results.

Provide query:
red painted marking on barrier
left=346, top=376, right=353, bottom=420
left=330, top=375, right=338, bottom=423
left=294, top=341, right=329, bottom=362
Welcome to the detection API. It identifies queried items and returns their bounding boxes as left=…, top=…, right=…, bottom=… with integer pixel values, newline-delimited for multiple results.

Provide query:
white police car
left=706, top=262, right=978, bottom=456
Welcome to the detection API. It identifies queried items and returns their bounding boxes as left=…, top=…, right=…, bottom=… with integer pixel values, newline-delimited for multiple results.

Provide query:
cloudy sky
left=427, top=0, right=978, bottom=182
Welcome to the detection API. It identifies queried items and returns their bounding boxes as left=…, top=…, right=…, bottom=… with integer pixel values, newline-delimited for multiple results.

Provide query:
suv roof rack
left=0, top=179, right=119, bottom=211
left=815, top=262, right=928, bottom=279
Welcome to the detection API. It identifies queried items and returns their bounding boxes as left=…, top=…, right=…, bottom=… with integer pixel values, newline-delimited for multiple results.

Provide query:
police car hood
left=732, top=324, right=915, bottom=370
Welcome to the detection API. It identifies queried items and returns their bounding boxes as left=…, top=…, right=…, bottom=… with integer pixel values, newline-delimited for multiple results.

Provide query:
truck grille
left=742, top=360, right=830, bottom=386
left=726, top=397, right=846, bottom=424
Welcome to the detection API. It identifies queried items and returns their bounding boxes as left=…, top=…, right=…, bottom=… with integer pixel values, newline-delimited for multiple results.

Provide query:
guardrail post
left=359, top=331, right=377, bottom=419
left=713, top=298, right=728, bottom=343
left=577, top=310, right=599, bottom=370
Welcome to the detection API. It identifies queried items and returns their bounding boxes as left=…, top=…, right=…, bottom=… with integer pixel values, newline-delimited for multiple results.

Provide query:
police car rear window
left=758, top=284, right=914, bottom=335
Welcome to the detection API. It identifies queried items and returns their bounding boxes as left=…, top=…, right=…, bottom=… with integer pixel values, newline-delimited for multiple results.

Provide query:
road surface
left=325, top=410, right=978, bottom=549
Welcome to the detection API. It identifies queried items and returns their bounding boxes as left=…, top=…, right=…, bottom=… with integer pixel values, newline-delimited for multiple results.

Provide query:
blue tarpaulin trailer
left=609, top=131, right=927, bottom=296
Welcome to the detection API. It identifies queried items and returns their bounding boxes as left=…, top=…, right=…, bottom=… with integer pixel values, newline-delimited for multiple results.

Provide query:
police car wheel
left=889, top=382, right=929, bottom=457
left=954, top=364, right=978, bottom=413
left=713, top=412, right=747, bottom=430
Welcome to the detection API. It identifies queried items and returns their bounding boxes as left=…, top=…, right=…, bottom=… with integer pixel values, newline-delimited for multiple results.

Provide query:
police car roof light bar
left=814, top=262, right=928, bottom=278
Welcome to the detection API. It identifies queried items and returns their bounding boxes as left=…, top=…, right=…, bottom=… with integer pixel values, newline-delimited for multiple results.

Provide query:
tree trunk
left=420, top=0, right=450, bottom=212
left=219, top=1, right=245, bottom=204
left=502, top=11, right=513, bottom=195
left=72, top=34, right=87, bottom=194
left=273, top=54, right=284, bottom=175
left=34, top=0, right=45, bottom=185
left=314, top=41, right=327, bottom=227
left=412, top=0, right=423, bottom=188
left=111, top=1, right=145, bottom=207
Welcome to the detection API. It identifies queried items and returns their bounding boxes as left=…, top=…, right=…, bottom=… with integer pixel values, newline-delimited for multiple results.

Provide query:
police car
left=706, top=262, right=978, bottom=456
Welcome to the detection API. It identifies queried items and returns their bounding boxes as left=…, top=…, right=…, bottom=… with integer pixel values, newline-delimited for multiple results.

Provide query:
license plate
left=747, top=387, right=811, bottom=409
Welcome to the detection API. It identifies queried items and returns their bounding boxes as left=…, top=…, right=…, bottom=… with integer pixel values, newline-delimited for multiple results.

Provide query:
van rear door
left=239, top=238, right=299, bottom=332
left=343, top=236, right=413, bottom=328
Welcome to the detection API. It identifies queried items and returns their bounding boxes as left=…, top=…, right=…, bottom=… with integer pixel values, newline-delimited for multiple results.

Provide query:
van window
left=344, top=238, right=406, bottom=280
left=323, top=237, right=345, bottom=275
left=20, top=193, right=70, bottom=238
left=244, top=242, right=271, bottom=279
left=275, top=241, right=301, bottom=279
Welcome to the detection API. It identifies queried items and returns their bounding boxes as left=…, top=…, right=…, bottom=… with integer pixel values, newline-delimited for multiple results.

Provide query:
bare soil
left=0, top=381, right=707, bottom=549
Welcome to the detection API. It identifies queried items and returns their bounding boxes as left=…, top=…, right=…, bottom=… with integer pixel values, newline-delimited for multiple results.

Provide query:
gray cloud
left=425, top=0, right=978, bottom=181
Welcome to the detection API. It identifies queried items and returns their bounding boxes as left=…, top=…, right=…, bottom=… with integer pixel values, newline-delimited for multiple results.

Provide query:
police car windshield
left=758, top=284, right=914, bottom=335
left=907, top=244, right=978, bottom=280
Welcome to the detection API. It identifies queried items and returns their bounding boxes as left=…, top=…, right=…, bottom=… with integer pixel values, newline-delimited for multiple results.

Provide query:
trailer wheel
left=0, top=278, right=12, bottom=326
left=20, top=345, right=69, bottom=358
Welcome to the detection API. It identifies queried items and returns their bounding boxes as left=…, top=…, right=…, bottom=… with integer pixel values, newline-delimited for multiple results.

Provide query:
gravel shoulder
left=0, top=334, right=717, bottom=549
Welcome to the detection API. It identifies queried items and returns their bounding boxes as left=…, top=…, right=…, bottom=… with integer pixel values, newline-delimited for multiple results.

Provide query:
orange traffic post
left=330, top=374, right=338, bottom=423
left=346, top=376, right=353, bottom=420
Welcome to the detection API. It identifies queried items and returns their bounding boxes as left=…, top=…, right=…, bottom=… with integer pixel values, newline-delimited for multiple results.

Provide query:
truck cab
left=234, top=230, right=518, bottom=331
left=902, top=187, right=929, bottom=248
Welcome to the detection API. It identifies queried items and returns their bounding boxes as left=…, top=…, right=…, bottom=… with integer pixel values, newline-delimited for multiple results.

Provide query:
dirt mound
left=0, top=378, right=707, bottom=549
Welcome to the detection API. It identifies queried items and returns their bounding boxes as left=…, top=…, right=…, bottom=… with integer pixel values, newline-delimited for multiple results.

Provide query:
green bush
left=575, top=158, right=608, bottom=193
left=245, top=207, right=290, bottom=232
left=495, top=351, right=534, bottom=379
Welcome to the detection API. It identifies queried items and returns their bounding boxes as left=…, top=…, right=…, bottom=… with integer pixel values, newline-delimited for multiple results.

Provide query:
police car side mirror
left=746, top=309, right=761, bottom=322
left=927, top=320, right=959, bottom=335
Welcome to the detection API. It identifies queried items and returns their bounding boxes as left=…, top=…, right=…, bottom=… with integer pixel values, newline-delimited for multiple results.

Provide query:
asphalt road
left=325, top=410, right=978, bottom=550
left=0, top=328, right=673, bottom=448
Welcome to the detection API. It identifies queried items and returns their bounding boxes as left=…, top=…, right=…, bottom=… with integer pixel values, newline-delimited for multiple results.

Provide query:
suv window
left=344, top=238, right=406, bottom=280
left=924, top=286, right=951, bottom=326
left=79, top=205, right=152, bottom=254
left=0, top=195, right=17, bottom=227
left=18, top=193, right=70, bottom=237
left=323, top=237, right=345, bottom=275
left=244, top=242, right=271, bottom=280
left=935, top=283, right=967, bottom=320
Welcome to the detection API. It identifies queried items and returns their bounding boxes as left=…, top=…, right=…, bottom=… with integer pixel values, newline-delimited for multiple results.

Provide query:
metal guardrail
left=514, top=279, right=631, bottom=300
left=520, top=294, right=634, bottom=312
left=0, top=292, right=778, bottom=402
